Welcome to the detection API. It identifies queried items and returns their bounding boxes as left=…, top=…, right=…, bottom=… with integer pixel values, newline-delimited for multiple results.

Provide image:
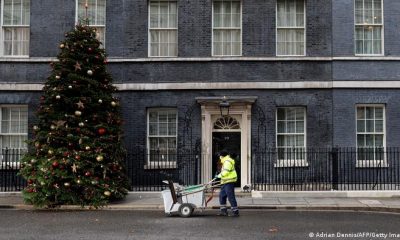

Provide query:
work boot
left=217, top=208, right=228, bottom=216
left=229, top=210, right=240, bottom=217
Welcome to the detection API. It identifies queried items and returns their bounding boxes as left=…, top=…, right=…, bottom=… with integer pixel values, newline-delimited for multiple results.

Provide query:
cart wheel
left=178, top=204, right=194, bottom=218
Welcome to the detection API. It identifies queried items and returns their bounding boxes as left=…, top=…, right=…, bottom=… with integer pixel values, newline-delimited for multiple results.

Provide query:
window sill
left=274, top=160, right=309, bottom=168
left=0, top=162, right=20, bottom=170
left=356, top=161, right=388, bottom=168
left=144, top=163, right=177, bottom=170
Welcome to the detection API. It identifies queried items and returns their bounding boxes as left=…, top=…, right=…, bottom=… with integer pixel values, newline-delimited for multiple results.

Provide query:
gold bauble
left=60, top=44, right=65, bottom=49
left=75, top=111, right=82, bottom=116
left=76, top=179, right=82, bottom=184
left=79, top=122, right=85, bottom=127
left=111, top=101, right=117, bottom=107
left=85, top=146, right=91, bottom=151
left=96, top=155, right=104, bottom=162
left=64, top=182, right=70, bottom=187
left=104, top=191, right=111, bottom=196
left=48, top=150, right=54, bottom=155
left=50, top=125, right=56, bottom=130
left=55, top=75, right=61, bottom=80
left=56, top=95, right=61, bottom=100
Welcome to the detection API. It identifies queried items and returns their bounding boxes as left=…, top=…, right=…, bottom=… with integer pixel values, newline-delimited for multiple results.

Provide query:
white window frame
left=354, top=0, right=384, bottom=56
left=275, top=107, right=308, bottom=167
left=0, top=0, right=30, bottom=57
left=276, top=0, right=306, bottom=57
left=211, top=0, right=242, bottom=57
left=75, top=0, right=106, bottom=46
left=355, top=104, right=387, bottom=168
left=146, top=108, right=178, bottom=169
left=148, top=0, right=178, bottom=57
left=0, top=105, right=28, bottom=169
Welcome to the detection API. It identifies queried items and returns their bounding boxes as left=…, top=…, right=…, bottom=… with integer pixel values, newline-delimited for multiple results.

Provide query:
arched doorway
left=212, top=115, right=241, bottom=187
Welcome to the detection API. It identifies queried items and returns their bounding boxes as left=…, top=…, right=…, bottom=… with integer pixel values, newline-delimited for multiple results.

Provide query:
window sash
left=149, top=1, right=178, bottom=57
left=276, top=0, right=305, bottom=56
left=147, top=109, right=177, bottom=163
left=276, top=107, right=306, bottom=161
left=1, top=0, right=30, bottom=56
left=354, top=0, right=383, bottom=55
left=0, top=106, right=28, bottom=154
left=356, top=105, right=385, bottom=162
left=212, top=0, right=242, bottom=56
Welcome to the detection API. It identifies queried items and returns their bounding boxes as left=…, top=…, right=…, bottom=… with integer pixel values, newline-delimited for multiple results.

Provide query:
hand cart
left=161, top=179, right=221, bottom=217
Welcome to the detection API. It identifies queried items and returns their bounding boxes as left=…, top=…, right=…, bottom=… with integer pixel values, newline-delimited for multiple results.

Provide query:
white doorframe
left=199, top=103, right=253, bottom=188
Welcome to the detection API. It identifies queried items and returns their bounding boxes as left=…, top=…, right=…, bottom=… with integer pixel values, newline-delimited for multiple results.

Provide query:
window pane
left=357, top=134, right=365, bottom=147
left=365, top=134, right=374, bottom=146
left=366, top=107, right=374, bottom=119
left=287, top=121, right=295, bottom=133
left=277, top=108, right=285, bottom=120
left=366, top=120, right=374, bottom=132
left=357, top=120, right=365, bottom=132
left=296, top=121, right=304, bottom=133
left=3, top=0, right=13, bottom=25
left=277, top=121, right=286, bottom=133
left=375, top=107, right=383, bottom=119
left=375, top=120, right=383, bottom=132
left=149, top=123, right=158, bottom=135
left=375, top=135, right=383, bottom=147
left=296, top=135, right=304, bottom=147
left=287, top=108, right=296, bottom=120
left=22, top=0, right=30, bottom=25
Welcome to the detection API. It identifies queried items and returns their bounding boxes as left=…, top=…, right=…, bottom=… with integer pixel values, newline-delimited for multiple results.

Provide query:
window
left=0, top=106, right=28, bottom=164
left=77, top=0, right=106, bottom=44
left=276, top=107, right=306, bottom=166
left=147, top=109, right=177, bottom=167
left=276, top=0, right=305, bottom=56
left=356, top=105, right=386, bottom=166
left=149, top=1, right=178, bottom=57
left=212, top=0, right=241, bottom=56
left=0, top=0, right=30, bottom=57
left=355, top=0, right=383, bottom=55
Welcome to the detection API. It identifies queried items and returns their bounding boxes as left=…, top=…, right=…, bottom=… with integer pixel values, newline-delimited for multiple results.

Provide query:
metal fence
left=1, top=148, right=400, bottom=192
left=0, top=148, right=27, bottom=192
left=251, top=148, right=400, bottom=191
left=125, top=148, right=201, bottom=191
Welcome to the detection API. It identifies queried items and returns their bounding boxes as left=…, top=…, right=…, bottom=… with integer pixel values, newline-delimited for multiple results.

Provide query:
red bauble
left=52, top=161, right=59, bottom=167
left=27, top=179, right=33, bottom=184
left=75, top=155, right=81, bottom=160
left=63, top=151, right=69, bottom=157
left=85, top=171, right=91, bottom=177
left=98, top=128, right=106, bottom=135
left=88, top=48, right=92, bottom=52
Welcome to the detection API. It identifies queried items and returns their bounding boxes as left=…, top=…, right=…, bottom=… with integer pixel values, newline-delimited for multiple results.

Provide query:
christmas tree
left=19, top=22, right=130, bottom=208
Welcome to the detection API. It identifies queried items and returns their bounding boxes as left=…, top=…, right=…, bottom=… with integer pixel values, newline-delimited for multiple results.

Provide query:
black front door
left=212, top=132, right=241, bottom=187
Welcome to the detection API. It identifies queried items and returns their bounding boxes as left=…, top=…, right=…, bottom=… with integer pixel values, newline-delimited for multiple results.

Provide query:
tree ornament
left=52, top=161, right=59, bottom=167
left=111, top=101, right=117, bottom=107
left=74, top=62, right=81, bottom=71
left=96, top=155, right=104, bottom=162
left=85, top=171, right=91, bottom=177
left=56, top=95, right=61, bottom=100
left=87, top=70, right=93, bottom=76
left=60, top=44, right=65, bottom=49
left=79, top=122, right=85, bottom=127
left=50, top=125, right=56, bottom=130
left=75, top=111, right=82, bottom=116
left=85, top=146, right=91, bottom=151
left=55, top=75, right=61, bottom=80
left=30, top=159, right=37, bottom=164
left=104, top=191, right=111, bottom=197
left=75, top=155, right=81, bottom=160
left=88, top=48, right=92, bottom=52
left=76, top=101, right=85, bottom=109
left=40, top=181, right=46, bottom=186
left=68, top=85, right=73, bottom=89
left=76, top=179, right=82, bottom=184
left=98, top=99, right=103, bottom=104
left=48, top=150, right=54, bottom=155
left=71, top=164, right=77, bottom=173
left=98, top=128, right=106, bottom=135
left=91, top=180, right=98, bottom=185
left=64, top=182, right=70, bottom=187
left=33, top=126, right=39, bottom=131
left=27, top=179, right=33, bottom=184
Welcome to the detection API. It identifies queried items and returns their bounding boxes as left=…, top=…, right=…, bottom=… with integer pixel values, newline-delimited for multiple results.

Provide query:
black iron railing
left=0, top=148, right=27, bottom=192
left=1, top=147, right=400, bottom=192
left=251, top=148, right=400, bottom=191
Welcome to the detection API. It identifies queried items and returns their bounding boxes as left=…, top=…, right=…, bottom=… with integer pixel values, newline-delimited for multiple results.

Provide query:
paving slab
left=253, top=198, right=280, bottom=205
left=305, top=198, right=337, bottom=205
left=278, top=197, right=308, bottom=205
left=359, top=199, right=384, bottom=205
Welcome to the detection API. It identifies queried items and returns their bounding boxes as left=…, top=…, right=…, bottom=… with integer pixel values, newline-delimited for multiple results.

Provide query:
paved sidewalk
left=1, top=192, right=400, bottom=213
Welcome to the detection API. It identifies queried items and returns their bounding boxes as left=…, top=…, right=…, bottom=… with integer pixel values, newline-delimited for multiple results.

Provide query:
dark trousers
left=219, top=183, right=238, bottom=210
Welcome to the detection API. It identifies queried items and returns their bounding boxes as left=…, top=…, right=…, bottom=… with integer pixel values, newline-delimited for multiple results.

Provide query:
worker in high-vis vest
left=216, top=150, right=239, bottom=217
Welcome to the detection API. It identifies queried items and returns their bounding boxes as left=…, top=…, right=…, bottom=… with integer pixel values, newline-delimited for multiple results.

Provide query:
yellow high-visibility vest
left=217, top=155, right=237, bottom=184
